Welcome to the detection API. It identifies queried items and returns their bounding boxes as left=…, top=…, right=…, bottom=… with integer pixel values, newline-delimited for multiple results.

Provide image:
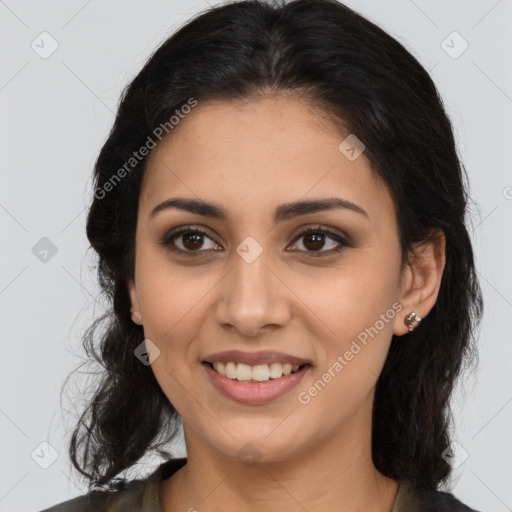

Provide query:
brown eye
left=160, top=224, right=350, bottom=258
left=181, top=231, right=208, bottom=250
left=160, top=228, right=220, bottom=254
left=302, top=232, right=328, bottom=251
left=288, top=226, right=350, bottom=256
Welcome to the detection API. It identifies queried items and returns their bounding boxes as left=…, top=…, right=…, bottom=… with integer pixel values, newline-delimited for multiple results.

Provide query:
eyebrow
left=149, top=196, right=369, bottom=222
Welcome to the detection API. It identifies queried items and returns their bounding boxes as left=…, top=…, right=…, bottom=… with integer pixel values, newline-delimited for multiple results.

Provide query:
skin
left=127, top=93, right=446, bottom=512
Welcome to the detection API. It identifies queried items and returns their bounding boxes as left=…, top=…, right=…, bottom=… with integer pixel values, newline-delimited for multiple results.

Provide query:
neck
left=160, top=411, right=399, bottom=512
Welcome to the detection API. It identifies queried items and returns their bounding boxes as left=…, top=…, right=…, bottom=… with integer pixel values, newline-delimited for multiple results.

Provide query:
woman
left=40, top=0, right=484, bottom=510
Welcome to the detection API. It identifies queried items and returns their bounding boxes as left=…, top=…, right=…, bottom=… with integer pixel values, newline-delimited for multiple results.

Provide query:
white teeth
left=215, top=361, right=226, bottom=375
left=212, top=361, right=303, bottom=381
left=236, top=363, right=252, bottom=381
left=269, top=362, right=283, bottom=379
left=252, top=364, right=270, bottom=381
left=225, top=361, right=237, bottom=379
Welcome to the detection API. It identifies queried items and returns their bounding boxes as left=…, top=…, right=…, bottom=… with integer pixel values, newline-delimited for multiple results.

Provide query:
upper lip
left=203, top=350, right=312, bottom=366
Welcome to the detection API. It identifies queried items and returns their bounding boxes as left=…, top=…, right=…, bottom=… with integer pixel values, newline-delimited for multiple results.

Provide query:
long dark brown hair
left=65, top=0, right=483, bottom=493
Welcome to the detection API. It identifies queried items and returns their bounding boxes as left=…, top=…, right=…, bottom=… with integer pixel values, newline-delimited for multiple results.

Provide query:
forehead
left=140, top=95, right=394, bottom=223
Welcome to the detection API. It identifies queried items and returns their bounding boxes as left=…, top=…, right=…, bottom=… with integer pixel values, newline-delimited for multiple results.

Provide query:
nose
left=214, top=249, right=291, bottom=337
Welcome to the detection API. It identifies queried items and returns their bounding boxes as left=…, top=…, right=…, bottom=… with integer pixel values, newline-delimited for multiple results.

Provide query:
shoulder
left=423, top=489, right=482, bottom=512
left=37, top=477, right=150, bottom=512
left=396, top=479, right=482, bottom=512
left=37, top=458, right=186, bottom=512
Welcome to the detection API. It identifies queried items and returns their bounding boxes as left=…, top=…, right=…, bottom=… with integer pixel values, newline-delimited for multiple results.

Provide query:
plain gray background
left=1, top=1, right=511, bottom=511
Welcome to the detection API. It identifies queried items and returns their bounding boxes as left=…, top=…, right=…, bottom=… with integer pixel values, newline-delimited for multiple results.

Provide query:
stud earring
left=404, top=312, right=421, bottom=332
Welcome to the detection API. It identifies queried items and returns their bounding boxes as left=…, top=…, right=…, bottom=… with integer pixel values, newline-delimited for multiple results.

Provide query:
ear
left=127, top=278, right=143, bottom=325
left=394, top=228, right=446, bottom=336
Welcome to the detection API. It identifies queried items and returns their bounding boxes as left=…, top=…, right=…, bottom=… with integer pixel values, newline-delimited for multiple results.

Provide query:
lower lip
left=203, top=362, right=312, bottom=404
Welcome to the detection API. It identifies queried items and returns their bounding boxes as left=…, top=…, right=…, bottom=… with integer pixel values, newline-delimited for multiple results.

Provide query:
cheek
left=306, top=256, right=400, bottom=379
left=301, top=279, right=398, bottom=424
left=135, top=262, right=212, bottom=415
left=135, top=251, right=219, bottom=355
left=138, top=277, right=202, bottom=345
left=316, top=262, right=398, bottom=334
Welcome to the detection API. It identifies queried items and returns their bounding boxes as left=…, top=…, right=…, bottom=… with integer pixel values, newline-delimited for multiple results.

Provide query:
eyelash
left=159, top=224, right=351, bottom=258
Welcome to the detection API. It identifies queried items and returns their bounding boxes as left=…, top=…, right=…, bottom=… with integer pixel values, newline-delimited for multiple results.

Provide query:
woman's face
left=128, top=95, right=424, bottom=464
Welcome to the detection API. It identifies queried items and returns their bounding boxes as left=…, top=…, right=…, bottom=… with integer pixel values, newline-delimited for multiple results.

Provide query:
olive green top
left=39, top=458, right=480, bottom=511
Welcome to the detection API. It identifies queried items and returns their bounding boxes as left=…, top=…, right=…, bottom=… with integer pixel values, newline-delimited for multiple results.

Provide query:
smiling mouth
left=202, top=361, right=312, bottom=382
